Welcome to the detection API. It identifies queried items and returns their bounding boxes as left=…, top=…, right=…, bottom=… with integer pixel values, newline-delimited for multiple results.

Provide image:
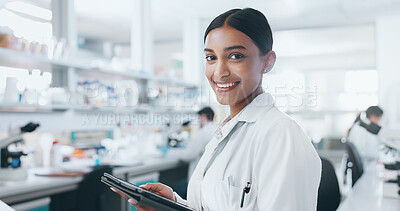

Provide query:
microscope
left=358, top=112, right=400, bottom=195
left=381, top=139, right=400, bottom=195
left=167, top=121, right=191, bottom=148
left=359, top=113, right=400, bottom=195
left=0, top=122, right=40, bottom=181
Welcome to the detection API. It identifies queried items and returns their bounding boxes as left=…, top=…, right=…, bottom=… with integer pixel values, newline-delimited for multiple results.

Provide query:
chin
left=216, top=97, right=230, bottom=105
left=215, top=93, right=235, bottom=105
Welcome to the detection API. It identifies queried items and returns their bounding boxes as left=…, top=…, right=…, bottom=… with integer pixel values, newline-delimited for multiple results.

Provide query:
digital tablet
left=101, top=173, right=194, bottom=211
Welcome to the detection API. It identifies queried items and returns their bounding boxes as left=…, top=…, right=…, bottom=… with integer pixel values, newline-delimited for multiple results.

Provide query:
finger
left=140, top=183, right=164, bottom=192
left=140, top=183, right=174, bottom=200
left=110, top=188, right=154, bottom=210
left=139, top=183, right=152, bottom=189
left=128, top=198, right=138, bottom=205
left=110, top=187, right=130, bottom=201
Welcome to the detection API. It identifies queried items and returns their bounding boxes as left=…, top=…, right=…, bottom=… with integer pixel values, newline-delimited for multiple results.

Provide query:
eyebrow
left=204, top=45, right=247, bottom=53
left=225, top=45, right=246, bottom=52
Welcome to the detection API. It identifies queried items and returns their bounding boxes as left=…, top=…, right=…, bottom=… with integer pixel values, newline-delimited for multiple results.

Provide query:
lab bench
left=337, top=161, right=400, bottom=211
left=0, top=157, right=188, bottom=211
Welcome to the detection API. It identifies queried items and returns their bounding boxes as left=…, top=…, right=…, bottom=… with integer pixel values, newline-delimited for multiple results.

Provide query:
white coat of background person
left=347, top=106, right=384, bottom=160
left=112, top=8, right=322, bottom=211
left=348, top=106, right=400, bottom=159
left=168, top=107, right=216, bottom=179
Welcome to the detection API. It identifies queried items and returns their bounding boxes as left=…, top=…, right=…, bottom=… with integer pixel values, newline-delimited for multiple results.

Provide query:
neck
left=229, top=86, right=263, bottom=119
left=201, top=120, right=211, bottom=128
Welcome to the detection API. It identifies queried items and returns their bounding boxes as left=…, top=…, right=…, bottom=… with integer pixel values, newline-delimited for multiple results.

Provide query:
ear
left=262, top=51, right=276, bottom=74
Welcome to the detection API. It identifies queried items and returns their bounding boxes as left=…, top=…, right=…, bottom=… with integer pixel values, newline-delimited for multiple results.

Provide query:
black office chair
left=75, top=165, right=120, bottom=211
left=317, top=157, right=341, bottom=211
left=345, top=141, right=364, bottom=186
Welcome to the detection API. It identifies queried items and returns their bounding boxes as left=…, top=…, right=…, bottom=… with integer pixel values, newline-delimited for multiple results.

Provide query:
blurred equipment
left=0, top=122, right=40, bottom=180
left=3, top=77, right=19, bottom=103
left=116, top=80, right=139, bottom=106
left=344, top=141, right=364, bottom=187
left=167, top=121, right=191, bottom=148
left=380, top=141, right=400, bottom=195
left=71, top=130, right=112, bottom=149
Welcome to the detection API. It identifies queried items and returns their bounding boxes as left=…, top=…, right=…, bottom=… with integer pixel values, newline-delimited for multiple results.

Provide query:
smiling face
left=204, top=26, right=275, bottom=110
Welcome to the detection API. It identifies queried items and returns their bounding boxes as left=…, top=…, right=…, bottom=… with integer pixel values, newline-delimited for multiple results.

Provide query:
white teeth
left=216, top=82, right=236, bottom=88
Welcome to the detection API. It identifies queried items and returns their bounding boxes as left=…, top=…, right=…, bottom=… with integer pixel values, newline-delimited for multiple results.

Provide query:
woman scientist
left=113, top=8, right=322, bottom=211
left=348, top=105, right=400, bottom=160
left=347, top=106, right=384, bottom=160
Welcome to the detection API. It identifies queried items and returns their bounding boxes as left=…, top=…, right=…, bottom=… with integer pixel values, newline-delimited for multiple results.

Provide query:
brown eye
left=229, top=53, right=244, bottom=60
left=205, top=55, right=217, bottom=61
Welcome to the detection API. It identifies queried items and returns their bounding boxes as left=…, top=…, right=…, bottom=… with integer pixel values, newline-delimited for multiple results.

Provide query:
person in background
left=169, top=106, right=216, bottom=179
left=347, top=106, right=384, bottom=160
left=167, top=106, right=216, bottom=199
left=113, top=8, right=321, bottom=210
left=348, top=105, right=400, bottom=160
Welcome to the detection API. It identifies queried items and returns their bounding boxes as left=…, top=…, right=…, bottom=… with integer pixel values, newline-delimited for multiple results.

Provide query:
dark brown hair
left=204, top=8, right=273, bottom=55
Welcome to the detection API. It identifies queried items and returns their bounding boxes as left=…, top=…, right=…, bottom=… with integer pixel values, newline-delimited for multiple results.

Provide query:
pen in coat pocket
left=240, top=182, right=251, bottom=208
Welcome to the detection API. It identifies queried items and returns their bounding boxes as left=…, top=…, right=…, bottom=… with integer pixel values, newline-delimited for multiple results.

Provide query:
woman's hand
left=110, top=183, right=175, bottom=211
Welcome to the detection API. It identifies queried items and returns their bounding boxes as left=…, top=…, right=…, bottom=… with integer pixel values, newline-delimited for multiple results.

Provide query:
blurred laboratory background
left=0, top=0, right=400, bottom=211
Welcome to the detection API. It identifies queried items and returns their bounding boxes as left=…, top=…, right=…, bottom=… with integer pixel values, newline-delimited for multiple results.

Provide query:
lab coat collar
left=215, top=92, right=275, bottom=141
left=237, top=92, right=275, bottom=123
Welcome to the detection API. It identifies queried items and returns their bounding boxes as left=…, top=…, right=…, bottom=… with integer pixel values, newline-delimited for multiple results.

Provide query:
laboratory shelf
left=0, top=47, right=88, bottom=70
left=0, top=48, right=197, bottom=88
left=286, top=109, right=360, bottom=115
left=150, top=106, right=197, bottom=114
left=73, top=104, right=197, bottom=114
left=73, top=105, right=151, bottom=113
left=76, top=67, right=196, bottom=88
left=0, top=102, right=196, bottom=114
left=0, top=103, right=71, bottom=112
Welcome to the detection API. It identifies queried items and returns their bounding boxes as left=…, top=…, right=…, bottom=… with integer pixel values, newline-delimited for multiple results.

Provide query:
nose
left=213, top=60, right=230, bottom=79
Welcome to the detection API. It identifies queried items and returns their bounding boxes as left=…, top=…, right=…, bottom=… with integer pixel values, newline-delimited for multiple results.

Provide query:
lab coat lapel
left=211, top=93, right=275, bottom=153
left=215, top=118, right=239, bottom=142
left=237, top=92, right=275, bottom=123
left=218, top=122, right=250, bottom=179
left=188, top=93, right=275, bottom=210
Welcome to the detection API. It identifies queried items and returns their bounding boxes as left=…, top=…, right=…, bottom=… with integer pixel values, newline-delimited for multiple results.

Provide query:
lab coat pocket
left=215, top=180, right=257, bottom=210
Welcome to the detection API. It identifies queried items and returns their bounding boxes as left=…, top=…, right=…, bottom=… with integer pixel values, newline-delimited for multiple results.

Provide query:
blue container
left=27, top=205, right=49, bottom=211
left=131, top=180, right=159, bottom=211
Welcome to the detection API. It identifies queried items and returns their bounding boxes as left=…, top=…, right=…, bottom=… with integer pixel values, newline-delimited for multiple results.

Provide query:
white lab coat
left=168, top=122, right=216, bottom=178
left=348, top=122, right=381, bottom=160
left=174, top=93, right=322, bottom=211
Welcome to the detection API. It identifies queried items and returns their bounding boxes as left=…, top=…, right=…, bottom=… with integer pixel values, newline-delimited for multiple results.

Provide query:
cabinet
left=0, top=47, right=198, bottom=114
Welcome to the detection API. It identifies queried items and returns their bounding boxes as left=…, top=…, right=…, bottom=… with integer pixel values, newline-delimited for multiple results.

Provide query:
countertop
left=337, top=161, right=400, bottom=211
left=0, top=156, right=181, bottom=204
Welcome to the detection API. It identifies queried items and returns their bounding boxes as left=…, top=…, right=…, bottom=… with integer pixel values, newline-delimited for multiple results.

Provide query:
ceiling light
left=5, top=1, right=52, bottom=21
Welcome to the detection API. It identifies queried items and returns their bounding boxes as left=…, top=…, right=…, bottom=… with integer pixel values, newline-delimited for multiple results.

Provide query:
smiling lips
left=215, top=81, right=240, bottom=92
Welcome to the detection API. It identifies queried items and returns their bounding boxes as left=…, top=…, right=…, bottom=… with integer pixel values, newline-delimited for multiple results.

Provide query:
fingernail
left=128, top=198, right=138, bottom=205
left=110, top=187, right=115, bottom=192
